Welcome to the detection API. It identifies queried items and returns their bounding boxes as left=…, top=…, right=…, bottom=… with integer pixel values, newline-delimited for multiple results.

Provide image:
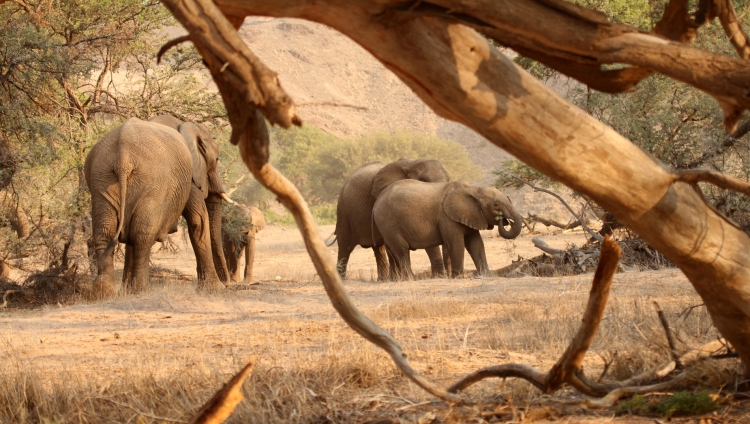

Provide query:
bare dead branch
left=157, top=35, right=192, bottom=64
left=531, top=237, right=566, bottom=255
left=448, top=236, right=621, bottom=396
left=582, top=372, right=690, bottom=409
left=527, top=214, right=582, bottom=231
left=0, top=290, right=17, bottom=309
left=513, top=177, right=604, bottom=242
left=672, top=169, right=750, bottom=197
left=189, top=358, right=256, bottom=424
left=684, top=119, right=750, bottom=169
left=544, top=235, right=621, bottom=392
left=654, top=301, right=683, bottom=369
left=714, top=0, right=750, bottom=59
left=651, top=0, right=699, bottom=43
left=296, top=101, right=369, bottom=111
left=447, top=364, right=547, bottom=394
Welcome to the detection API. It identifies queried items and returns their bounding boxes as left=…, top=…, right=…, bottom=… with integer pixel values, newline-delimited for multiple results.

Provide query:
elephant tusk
left=220, top=192, right=236, bottom=204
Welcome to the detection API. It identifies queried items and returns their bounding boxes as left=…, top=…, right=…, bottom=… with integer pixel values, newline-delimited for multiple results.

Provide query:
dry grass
left=0, top=234, right=747, bottom=422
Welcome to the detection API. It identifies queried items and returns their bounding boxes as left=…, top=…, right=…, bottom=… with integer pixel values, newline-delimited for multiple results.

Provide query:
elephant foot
left=197, top=279, right=226, bottom=293
left=91, top=279, right=116, bottom=300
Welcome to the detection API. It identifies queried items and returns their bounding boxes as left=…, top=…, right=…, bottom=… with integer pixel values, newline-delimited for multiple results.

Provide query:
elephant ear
left=179, top=122, right=208, bottom=195
left=443, top=186, right=489, bottom=231
left=250, top=207, right=265, bottom=232
left=371, top=159, right=411, bottom=198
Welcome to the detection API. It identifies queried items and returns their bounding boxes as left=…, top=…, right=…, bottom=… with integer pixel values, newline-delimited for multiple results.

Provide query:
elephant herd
left=85, top=117, right=523, bottom=297
left=335, top=159, right=524, bottom=281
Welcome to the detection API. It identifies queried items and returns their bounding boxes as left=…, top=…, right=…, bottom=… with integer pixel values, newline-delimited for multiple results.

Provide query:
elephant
left=372, top=180, right=524, bottom=280
left=148, top=115, right=232, bottom=284
left=222, top=203, right=265, bottom=284
left=334, top=159, right=450, bottom=280
left=85, top=116, right=231, bottom=297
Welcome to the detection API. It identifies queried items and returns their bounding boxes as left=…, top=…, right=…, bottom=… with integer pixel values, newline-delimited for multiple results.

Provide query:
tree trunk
left=162, top=0, right=750, bottom=375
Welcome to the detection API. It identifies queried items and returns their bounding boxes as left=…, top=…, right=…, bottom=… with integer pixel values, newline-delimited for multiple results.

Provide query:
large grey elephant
left=372, top=180, right=523, bottom=279
left=222, top=203, right=265, bottom=284
left=85, top=116, right=231, bottom=297
left=148, top=115, right=232, bottom=284
left=334, top=159, right=450, bottom=280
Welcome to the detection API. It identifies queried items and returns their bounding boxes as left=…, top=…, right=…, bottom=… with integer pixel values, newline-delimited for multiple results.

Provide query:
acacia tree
left=53, top=0, right=750, bottom=400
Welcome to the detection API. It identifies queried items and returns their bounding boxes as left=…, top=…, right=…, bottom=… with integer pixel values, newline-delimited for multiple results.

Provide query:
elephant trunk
left=206, top=193, right=231, bottom=283
left=498, top=208, right=524, bottom=239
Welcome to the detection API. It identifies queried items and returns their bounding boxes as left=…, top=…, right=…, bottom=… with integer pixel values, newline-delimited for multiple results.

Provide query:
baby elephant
left=222, top=204, right=265, bottom=284
left=373, top=180, right=523, bottom=279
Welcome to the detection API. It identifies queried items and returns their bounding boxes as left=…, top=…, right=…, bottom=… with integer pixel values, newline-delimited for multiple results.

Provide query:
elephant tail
left=325, top=232, right=337, bottom=247
left=104, top=152, right=131, bottom=256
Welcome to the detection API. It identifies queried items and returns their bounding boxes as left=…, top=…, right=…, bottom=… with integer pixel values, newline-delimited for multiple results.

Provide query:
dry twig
left=512, top=177, right=603, bottom=242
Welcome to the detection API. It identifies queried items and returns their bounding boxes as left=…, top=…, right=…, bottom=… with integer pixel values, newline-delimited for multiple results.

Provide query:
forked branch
left=672, top=169, right=750, bottom=197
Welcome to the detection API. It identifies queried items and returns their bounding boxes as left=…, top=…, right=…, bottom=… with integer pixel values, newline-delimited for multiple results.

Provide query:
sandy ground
left=0, top=225, right=695, bottom=381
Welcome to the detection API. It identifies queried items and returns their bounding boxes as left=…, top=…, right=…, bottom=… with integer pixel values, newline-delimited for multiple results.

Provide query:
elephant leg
left=223, top=236, right=240, bottom=282
left=442, top=245, right=452, bottom=278
left=374, top=245, right=389, bottom=282
left=385, top=238, right=413, bottom=281
left=183, top=187, right=224, bottom=291
left=91, top=202, right=118, bottom=298
left=128, top=243, right=151, bottom=293
left=206, top=194, right=230, bottom=283
left=465, top=231, right=490, bottom=276
left=243, top=231, right=256, bottom=284
left=336, top=241, right=355, bottom=279
left=122, top=244, right=134, bottom=288
left=444, top=237, right=466, bottom=278
left=426, top=245, right=446, bottom=277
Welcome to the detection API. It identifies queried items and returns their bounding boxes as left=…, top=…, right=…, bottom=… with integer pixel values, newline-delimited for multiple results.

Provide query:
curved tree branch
left=512, top=176, right=604, bottom=242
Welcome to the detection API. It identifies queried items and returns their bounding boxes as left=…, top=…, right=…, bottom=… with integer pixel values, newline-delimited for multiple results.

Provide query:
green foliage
left=615, top=395, right=649, bottom=415
left=616, top=391, right=720, bottom=418
left=654, top=390, right=720, bottom=418
left=0, top=0, right=226, bottom=267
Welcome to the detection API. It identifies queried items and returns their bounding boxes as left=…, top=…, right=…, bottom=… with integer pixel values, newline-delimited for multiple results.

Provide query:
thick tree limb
left=714, top=0, right=750, bottom=59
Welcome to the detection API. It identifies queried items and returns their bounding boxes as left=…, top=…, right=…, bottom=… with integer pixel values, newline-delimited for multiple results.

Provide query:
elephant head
left=443, top=183, right=523, bottom=239
left=371, top=158, right=450, bottom=198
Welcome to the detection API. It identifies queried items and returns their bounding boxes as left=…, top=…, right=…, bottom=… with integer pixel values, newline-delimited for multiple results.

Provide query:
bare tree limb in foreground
left=189, top=358, right=256, bottom=424
left=159, top=0, right=750, bottom=403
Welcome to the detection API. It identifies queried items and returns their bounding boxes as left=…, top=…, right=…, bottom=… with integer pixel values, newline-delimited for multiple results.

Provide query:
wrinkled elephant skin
left=335, top=158, right=450, bottom=280
left=373, top=180, right=523, bottom=279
